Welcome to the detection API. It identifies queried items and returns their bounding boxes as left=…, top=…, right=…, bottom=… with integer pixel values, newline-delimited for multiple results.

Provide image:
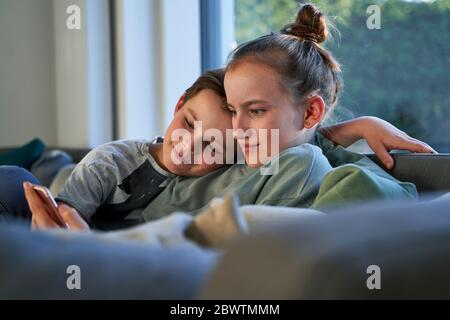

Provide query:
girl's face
left=224, top=61, right=306, bottom=167
left=162, top=89, right=232, bottom=176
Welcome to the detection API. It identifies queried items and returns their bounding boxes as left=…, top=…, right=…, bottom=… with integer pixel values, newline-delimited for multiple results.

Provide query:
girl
left=138, top=4, right=427, bottom=220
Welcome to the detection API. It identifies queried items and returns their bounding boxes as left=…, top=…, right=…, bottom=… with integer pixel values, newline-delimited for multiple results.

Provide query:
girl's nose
left=233, top=127, right=257, bottom=141
left=233, top=113, right=249, bottom=132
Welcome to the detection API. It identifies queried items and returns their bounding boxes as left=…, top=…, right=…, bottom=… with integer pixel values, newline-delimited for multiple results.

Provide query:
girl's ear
left=303, top=95, right=325, bottom=129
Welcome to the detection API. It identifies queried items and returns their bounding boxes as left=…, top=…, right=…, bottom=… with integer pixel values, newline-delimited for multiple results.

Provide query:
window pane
left=234, top=0, right=450, bottom=152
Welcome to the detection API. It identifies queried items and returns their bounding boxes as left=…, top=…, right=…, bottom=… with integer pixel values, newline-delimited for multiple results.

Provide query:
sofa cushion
left=30, top=150, right=74, bottom=187
left=0, top=221, right=217, bottom=299
left=201, top=195, right=450, bottom=299
left=0, top=138, right=45, bottom=170
left=49, top=163, right=76, bottom=196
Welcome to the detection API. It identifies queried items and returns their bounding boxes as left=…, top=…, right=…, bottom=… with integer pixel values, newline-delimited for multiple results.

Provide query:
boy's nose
left=191, top=134, right=203, bottom=150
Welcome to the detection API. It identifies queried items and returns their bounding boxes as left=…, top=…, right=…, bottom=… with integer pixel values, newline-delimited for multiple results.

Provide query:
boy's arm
left=25, top=155, right=125, bottom=231
left=55, top=161, right=115, bottom=223
left=319, top=116, right=435, bottom=169
left=23, top=182, right=90, bottom=231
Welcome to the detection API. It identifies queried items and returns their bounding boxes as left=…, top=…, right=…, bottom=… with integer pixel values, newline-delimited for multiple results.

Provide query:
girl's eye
left=250, top=109, right=266, bottom=116
left=184, top=118, right=194, bottom=129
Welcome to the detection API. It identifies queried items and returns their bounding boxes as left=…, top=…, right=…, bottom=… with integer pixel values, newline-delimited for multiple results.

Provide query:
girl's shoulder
left=258, top=143, right=332, bottom=182
left=277, top=143, right=328, bottom=165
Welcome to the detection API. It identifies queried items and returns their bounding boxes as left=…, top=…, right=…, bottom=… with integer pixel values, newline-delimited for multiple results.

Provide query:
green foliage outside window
left=235, top=0, right=450, bottom=151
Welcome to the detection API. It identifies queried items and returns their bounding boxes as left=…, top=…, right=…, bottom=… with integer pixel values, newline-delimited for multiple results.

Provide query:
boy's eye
left=230, top=111, right=237, bottom=116
left=202, top=140, right=212, bottom=150
left=226, top=106, right=236, bottom=115
left=184, top=118, right=194, bottom=129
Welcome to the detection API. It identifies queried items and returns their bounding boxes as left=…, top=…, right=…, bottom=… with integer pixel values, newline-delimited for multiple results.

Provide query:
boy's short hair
left=175, top=68, right=226, bottom=112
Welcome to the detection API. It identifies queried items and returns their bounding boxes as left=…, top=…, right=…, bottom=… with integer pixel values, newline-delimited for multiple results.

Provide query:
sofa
left=2, top=144, right=450, bottom=195
left=1, top=144, right=449, bottom=299
left=3, top=145, right=447, bottom=196
left=1, top=192, right=449, bottom=299
left=202, top=194, right=450, bottom=299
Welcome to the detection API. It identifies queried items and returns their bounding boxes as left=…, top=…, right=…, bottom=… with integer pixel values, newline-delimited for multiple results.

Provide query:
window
left=200, top=0, right=235, bottom=71
left=114, top=0, right=202, bottom=139
left=234, top=0, right=450, bottom=152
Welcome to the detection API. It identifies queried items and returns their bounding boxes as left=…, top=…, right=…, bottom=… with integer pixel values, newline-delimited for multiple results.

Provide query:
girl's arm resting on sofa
left=314, top=132, right=419, bottom=207
left=311, top=163, right=418, bottom=209
left=319, top=116, right=436, bottom=169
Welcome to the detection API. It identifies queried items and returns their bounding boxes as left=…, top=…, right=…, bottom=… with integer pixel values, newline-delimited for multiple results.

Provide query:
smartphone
left=32, top=185, right=68, bottom=228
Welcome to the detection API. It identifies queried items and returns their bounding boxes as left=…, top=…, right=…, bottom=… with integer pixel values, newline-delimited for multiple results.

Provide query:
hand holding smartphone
left=31, top=185, right=69, bottom=229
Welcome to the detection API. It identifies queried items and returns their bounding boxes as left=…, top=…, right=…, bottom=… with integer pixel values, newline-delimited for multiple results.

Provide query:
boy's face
left=162, top=89, right=232, bottom=176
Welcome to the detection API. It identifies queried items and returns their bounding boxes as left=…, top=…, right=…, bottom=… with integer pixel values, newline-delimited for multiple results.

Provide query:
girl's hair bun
left=281, top=4, right=328, bottom=44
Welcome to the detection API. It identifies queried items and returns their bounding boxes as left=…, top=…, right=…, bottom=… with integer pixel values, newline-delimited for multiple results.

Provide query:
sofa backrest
left=367, top=153, right=450, bottom=194
left=2, top=147, right=450, bottom=194
left=61, top=150, right=450, bottom=194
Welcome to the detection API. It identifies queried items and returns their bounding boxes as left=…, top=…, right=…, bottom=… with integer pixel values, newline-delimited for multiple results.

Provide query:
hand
left=360, top=117, right=436, bottom=170
left=23, top=182, right=89, bottom=231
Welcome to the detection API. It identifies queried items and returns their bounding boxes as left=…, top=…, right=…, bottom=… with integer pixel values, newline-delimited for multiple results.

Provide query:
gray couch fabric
left=367, top=153, right=450, bottom=194
left=30, top=150, right=74, bottom=187
left=201, top=196, right=450, bottom=299
left=1, top=196, right=449, bottom=299
left=0, top=221, right=218, bottom=299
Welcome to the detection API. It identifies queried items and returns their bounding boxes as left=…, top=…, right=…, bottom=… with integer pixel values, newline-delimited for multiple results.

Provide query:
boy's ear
left=303, top=95, right=325, bottom=129
left=174, top=93, right=186, bottom=114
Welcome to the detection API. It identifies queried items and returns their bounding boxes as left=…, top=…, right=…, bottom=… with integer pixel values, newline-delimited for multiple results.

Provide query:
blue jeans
left=0, top=165, right=40, bottom=223
left=0, top=165, right=134, bottom=230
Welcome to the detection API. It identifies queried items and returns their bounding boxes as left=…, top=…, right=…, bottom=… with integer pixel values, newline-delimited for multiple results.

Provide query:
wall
left=0, top=0, right=57, bottom=146
left=0, top=0, right=203, bottom=148
left=53, top=0, right=112, bottom=148
left=0, top=0, right=113, bottom=148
